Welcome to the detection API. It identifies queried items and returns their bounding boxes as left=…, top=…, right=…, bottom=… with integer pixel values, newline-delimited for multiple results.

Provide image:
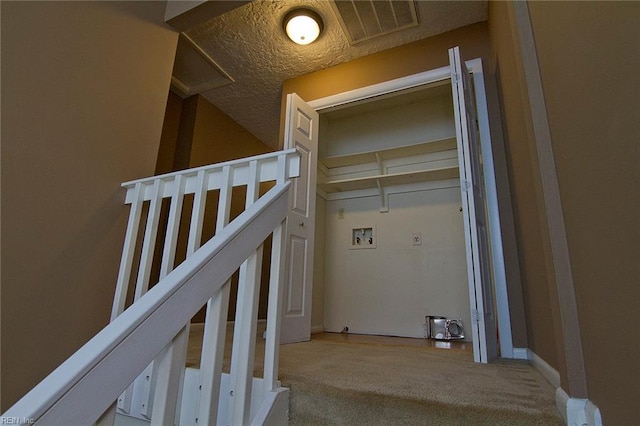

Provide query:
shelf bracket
left=376, top=179, right=389, bottom=213
left=375, top=154, right=389, bottom=212
left=375, top=152, right=384, bottom=175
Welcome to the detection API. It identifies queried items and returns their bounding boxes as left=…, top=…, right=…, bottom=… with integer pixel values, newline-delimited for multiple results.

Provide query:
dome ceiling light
left=282, top=8, right=324, bottom=45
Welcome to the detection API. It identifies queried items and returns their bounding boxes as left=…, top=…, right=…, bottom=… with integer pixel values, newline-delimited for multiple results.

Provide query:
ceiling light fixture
left=283, top=8, right=324, bottom=45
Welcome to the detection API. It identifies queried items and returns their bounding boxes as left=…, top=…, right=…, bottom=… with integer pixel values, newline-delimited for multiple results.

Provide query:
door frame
left=307, top=59, right=515, bottom=359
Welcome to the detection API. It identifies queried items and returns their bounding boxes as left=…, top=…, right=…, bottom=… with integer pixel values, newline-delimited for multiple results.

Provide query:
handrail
left=121, top=148, right=300, bottom=203
left=3, top=182, right=291, bottom=424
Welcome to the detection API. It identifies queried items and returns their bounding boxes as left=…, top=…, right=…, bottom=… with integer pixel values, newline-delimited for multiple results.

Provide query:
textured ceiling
left=182, top=1, right=487, bottom=149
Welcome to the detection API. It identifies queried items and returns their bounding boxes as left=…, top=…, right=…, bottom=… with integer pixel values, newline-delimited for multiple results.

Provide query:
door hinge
left=461, top=179, right=471, bottom=192
left=471, top=309, right=482, bottom=324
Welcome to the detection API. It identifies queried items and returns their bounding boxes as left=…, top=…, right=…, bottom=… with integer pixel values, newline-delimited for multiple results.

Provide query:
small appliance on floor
left=425, top=315, right=465, bottom=340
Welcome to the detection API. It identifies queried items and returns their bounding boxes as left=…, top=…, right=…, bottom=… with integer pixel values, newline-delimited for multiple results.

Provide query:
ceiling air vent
left=331, top=0, right=418, bottom=45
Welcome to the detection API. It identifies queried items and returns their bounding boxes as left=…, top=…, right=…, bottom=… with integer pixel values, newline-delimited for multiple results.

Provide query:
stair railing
left=3, top=149, right=300, bottom=425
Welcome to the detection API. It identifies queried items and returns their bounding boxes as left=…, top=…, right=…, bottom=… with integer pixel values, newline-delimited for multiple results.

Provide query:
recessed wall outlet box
left=350, top=226, right=376, bottom=249
left=338, top=208, right=345, bottom=219
left=412, top=232, right=422, bottom=246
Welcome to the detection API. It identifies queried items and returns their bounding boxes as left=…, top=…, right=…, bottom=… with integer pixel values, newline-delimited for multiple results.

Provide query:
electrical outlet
left=412, top=232, right=422, bottom=246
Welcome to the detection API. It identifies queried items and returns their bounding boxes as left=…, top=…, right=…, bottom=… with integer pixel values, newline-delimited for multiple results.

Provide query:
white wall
left=322, top=187, right=472, bottom=339
left=311, top=194, right=327, bottom=333
left=321, top=84, right=455, bottom=157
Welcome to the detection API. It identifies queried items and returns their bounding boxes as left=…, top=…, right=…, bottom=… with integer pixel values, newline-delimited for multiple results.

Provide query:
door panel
left=285, top=236, right=307, bottom=315
left=449, top=46, right=498, bottom=363
left=281, top=94, right=318, bottom=343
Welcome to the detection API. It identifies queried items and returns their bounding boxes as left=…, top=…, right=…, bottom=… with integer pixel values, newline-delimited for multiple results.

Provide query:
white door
left=449, top=46, right=499, bottom=363
left=280, top=93, right=318, bottom=343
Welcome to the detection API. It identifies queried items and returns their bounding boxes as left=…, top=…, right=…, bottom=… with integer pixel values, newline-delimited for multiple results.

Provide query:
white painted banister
left=115, top=149, right=299, bottom=421
left=2, top=182, right=291, bottom=424
left=3, top=149, right=300, bottom=425
left=121, top=149, right=300, bottom=203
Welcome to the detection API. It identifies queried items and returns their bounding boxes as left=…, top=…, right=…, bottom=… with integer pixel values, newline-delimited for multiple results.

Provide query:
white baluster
left=277, top=152, right=288, bottom=185
left=111, top=182, right=154, bottom=413
left=262, top=220, right=286, bottom=393
left=132, top=179, right=164, bottom=418
left=263, top=154, right=288, bottom=393
left=149, top=327, right=188, bottom=426
left=112, top=182, right=145, bottom=321
left=196, top=165, right=233, bottom=425
left=187, top=170, right=208, bottom=255
left=227, top=160, right=263, bottom=424
left=112, top=181, right=146, bottom=414
left=150, top=174, right=189, bottom=425
left=134, top=179, right=164, bottom=300
left=159, top=174, right=186, bottom=278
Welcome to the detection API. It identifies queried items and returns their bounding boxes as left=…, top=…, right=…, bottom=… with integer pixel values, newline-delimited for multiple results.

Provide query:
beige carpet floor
left=187, top=324, right=563, bottom=425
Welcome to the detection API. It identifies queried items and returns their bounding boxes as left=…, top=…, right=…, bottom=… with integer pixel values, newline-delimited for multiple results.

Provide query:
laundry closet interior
left=312, top=79, right=474, bottom=342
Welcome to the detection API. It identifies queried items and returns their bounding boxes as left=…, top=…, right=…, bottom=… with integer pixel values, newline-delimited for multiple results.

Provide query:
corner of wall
left=527, top=348, right=560, bottom=389
left=310, top=325, right=325, bottom=335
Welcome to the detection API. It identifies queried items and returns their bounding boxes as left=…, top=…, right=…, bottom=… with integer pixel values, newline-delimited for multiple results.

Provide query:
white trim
left=512, top=0, right=587, bottom=395
left=308, top=66, right=451, bottom=111
left=308, top=61, right=515, bottom=362
left=556, top=388, right=603, bottom=426
left=466, top=58, right=514, bottom=360
left=512, top=347, right=529, bottom=360
left=319, top=179, right=460, bottom=202
left=308, top=59, right=522, bottom=358
left=527, top=348, right=561, bottom=389
left=517, top=349, right=603, bottom=425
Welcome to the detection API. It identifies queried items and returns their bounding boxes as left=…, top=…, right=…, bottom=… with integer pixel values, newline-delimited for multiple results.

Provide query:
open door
left=449, top=46, right=499, bottom=363
left=280, top=93, right=319, bottom=343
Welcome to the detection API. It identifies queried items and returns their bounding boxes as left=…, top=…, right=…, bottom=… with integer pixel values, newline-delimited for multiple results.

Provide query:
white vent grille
left=331, top=0, right=419, bottom=45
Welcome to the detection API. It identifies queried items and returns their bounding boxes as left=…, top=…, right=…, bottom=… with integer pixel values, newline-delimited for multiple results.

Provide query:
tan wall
left=487, top=1, right=562, bottom=376
left=526, top=2, right=639, bottom=424
left=158, top=93, right=273, bottom=171
left=0, top=2, right=178, bottom=409
left=156, top=91, right=185, bottom=175
left=189, top=95, right=272, bottom=166
left=281, top=22, right=529, bottom=346
left=489, top=1, right=640, bottom=423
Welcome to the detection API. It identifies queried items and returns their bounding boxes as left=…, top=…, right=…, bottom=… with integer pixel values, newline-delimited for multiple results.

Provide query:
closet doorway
left=290, top=48, right=513, bottom=363
left=316, top=80, right=470, bottom=340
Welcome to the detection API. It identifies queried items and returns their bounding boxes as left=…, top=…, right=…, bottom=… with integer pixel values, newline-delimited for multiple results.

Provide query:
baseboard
left=556, top=387, right=603, bottom=426
left=311, top=324, right=324, bottom=334
left=526, top=349, right=603, bottom=425
left=512, top=347, right=529, bottom=360
left=527, top=348, right=561, bottom=389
